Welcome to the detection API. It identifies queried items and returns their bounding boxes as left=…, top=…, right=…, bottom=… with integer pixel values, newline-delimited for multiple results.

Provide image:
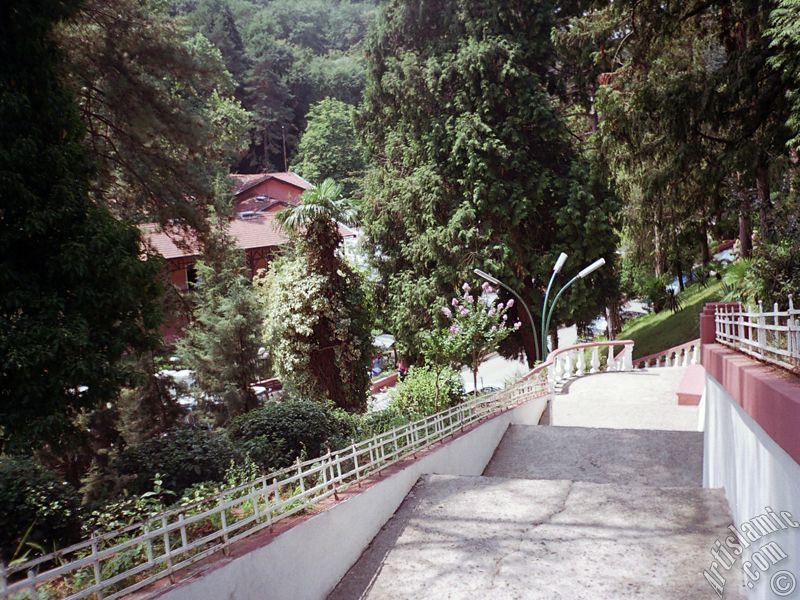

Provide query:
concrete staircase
left=330, top=425, right=743, bottom=600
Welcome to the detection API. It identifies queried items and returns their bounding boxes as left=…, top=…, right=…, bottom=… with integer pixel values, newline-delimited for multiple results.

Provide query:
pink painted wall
left=703, top=343, right=800, bottom=465
left=237, top=179, right=304, bottom=206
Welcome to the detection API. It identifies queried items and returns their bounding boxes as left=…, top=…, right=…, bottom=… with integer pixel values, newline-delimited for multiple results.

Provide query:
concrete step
left=330, top=474, right=743, bottom=599
left=483, top=425, right=703, bottom=487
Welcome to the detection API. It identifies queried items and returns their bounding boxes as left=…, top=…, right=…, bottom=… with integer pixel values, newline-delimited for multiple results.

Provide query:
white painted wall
left=704, top=374, right=800, bottom=600
left=155, top=396, right=548, bottom=600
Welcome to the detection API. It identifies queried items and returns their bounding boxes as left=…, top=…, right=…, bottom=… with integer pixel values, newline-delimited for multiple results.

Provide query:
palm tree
left=277, top=178, right=356, bottom=272
left=274, top=178, right=367, bottom=410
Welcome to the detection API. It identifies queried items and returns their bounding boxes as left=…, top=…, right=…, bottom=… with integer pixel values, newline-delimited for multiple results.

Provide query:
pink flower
left=506, top=299, right=515, bottom=308
left=464, top=294, right=474, bottom=303
left=490, top=325, right=497, bottom=332
left=497, top=302, right=504, bottom=310
left=514, top=321, right=522, bottom=330
left=459, top=308, right=468, bottom=317
left=449, top=325, right=460, bottom=334
left=451, top=298, right=459, bottom=307
left=481, top=281, right=494, bottom=293
left=462, top=282, right=471, bottom=292
left=441, top=307, right=452, bottom=318
left=502, top=314, right=508, bottom=321
left=488, top=308, right=496, bottom=316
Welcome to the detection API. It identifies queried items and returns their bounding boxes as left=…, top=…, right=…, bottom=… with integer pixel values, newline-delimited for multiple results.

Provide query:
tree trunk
left=653, top=223, right=665, bottom=277
left=518, top=282, right=539, bottom=367
left=549, top=329, right=558, bottom=355
left=738, top=197, right=753, bottom=258
left=700, top=220, right=711, bottom=265
left=756, top=164, right=771, bottom=242
left=606, top=297, right=622, bottom=339
left=675, top=257, right=685, bottom=292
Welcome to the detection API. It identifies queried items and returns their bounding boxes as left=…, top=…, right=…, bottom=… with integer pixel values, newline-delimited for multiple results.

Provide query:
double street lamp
left=474, top=255, right=606, bottom=362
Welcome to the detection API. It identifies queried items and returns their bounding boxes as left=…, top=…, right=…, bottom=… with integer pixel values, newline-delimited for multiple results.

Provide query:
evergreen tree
left=177, top=207, right=265, bottom=422
left=58, top=0, right=251, bottom=226
left=0, top=0, right=163, bottom=452
left=292, top=98, right=366, bottom=195
left=261, top=180, right=373, bottom=412
left=361, top=0, right=619, bottom=365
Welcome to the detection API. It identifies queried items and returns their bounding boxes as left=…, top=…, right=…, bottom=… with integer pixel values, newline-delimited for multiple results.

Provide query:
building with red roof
left=141, top=172, right=356, bottom=343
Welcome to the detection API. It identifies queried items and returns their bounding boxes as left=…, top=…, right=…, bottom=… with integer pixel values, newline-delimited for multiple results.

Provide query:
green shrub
left=349, top=406, right=409, bottom=438
left=665, top=288, right=683, bottom=313
left=637, top=274, right=670, bottom=312
left=0, top=457, right=82, bottom=561
left=227, top=398, right=354, bottom=471
left=389, top=365, right=464, bottom=419
left=113, top=428, right=241, bottom=498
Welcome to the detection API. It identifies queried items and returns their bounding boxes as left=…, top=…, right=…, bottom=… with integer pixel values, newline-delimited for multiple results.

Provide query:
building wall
left=237, top=179, right=304, bottom=206
left=703, top=350, right=800, bottom=600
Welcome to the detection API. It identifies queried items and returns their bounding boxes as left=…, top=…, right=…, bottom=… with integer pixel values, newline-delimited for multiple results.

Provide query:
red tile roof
left=141, top=212, right=355, bottom=261
left=140, top=223, right=201, bottom=260
left=227, top=213, right=289, bottom=250
left=230, top=172, right=314, bottom=196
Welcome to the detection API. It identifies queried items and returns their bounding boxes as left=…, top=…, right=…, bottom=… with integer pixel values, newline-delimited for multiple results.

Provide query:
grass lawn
left=621, top=280, right=724, bottom=359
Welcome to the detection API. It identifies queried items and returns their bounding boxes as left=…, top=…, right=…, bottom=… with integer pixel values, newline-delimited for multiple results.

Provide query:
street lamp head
left=473, top=268, right=500, bottom=285
left=553, top=252, right=568, bottom=273
left=578, top=257, right=606, bottom=279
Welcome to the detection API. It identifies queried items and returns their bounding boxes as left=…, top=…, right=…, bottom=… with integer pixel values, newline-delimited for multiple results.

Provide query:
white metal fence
left=1, top=374, right=549, bottom=600
left=715, top=298, right=800, bottom=371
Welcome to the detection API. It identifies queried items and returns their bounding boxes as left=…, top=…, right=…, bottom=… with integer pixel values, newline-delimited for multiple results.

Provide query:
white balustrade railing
left=0, top=373, right=549, bottom=600
left=634, top=339, right=700, bottom=370
left=545, top=340, right=635, bottom=387
left=715, top=298, right=800, bottom=371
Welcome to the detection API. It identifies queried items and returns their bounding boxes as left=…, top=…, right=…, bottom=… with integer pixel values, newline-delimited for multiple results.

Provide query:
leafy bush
left=722, top=259, right=757, bottom=302
left=665, top=288, right=683, bottom=313
left=637, top=274, right=670, bottom=312
left=0, top=457, right=82, bottom=561
left=227, top=398, right=354, bottom=471
left=112, top=428, right=241, bottom=498
left=350, top=406, right=409, bottom=438
left=750, top=239, right=800, bottom=303
left=389, top=365, right=464, bottom=419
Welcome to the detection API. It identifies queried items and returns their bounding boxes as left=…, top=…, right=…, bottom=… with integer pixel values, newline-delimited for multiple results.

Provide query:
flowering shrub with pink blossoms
left=438, top=281, right=522, bottom=394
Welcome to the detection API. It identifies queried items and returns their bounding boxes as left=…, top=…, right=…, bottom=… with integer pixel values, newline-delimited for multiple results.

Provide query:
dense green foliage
left=58, top=0, right=251, bottom=226
left=261, top=180, right=374, bottom=411
left=227, top=398, right=353, bottom=471
left=0, top=457, right=82, bottom=561
left=177, top=208, right=266, bottom=421
left=113, top=428, right=241, bottom=498
left=389, top=366, right=464, bottom=419
left=292, top=98, right=366, bottom=194
left=562, top=0, right=800, bottom=303
left=174, top=0, right=377, bottom=172
left=0, top=0, right=164, bottom=453
left=360, top=0, right=619, bottom=365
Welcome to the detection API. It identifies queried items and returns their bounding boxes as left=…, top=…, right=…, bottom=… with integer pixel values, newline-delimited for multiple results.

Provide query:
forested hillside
left=172, top=0, right=378, bottom=172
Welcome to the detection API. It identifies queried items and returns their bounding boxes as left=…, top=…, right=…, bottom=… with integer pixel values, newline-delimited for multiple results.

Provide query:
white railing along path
left=715, top=297, right=800, bottom=371
left=0, top=340, right=636, bottom=600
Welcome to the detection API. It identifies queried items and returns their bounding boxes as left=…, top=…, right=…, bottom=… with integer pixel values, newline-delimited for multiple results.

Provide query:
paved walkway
left=331, top=473, right=740, bottom=600
left=550, top=367, right=700, bottom=431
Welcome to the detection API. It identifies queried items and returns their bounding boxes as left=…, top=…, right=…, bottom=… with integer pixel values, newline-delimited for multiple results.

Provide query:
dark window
left=186, top=264, right=198, bottom=288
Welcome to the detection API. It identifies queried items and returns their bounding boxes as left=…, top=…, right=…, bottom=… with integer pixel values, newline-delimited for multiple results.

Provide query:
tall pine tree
left=361, top=0, right=619, bottom=364
left=0, top=0, right=163, bottom=452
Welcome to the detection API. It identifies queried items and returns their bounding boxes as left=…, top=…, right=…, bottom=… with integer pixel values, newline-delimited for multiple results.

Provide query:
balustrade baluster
left=576, top=348, right=585, bottom=376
